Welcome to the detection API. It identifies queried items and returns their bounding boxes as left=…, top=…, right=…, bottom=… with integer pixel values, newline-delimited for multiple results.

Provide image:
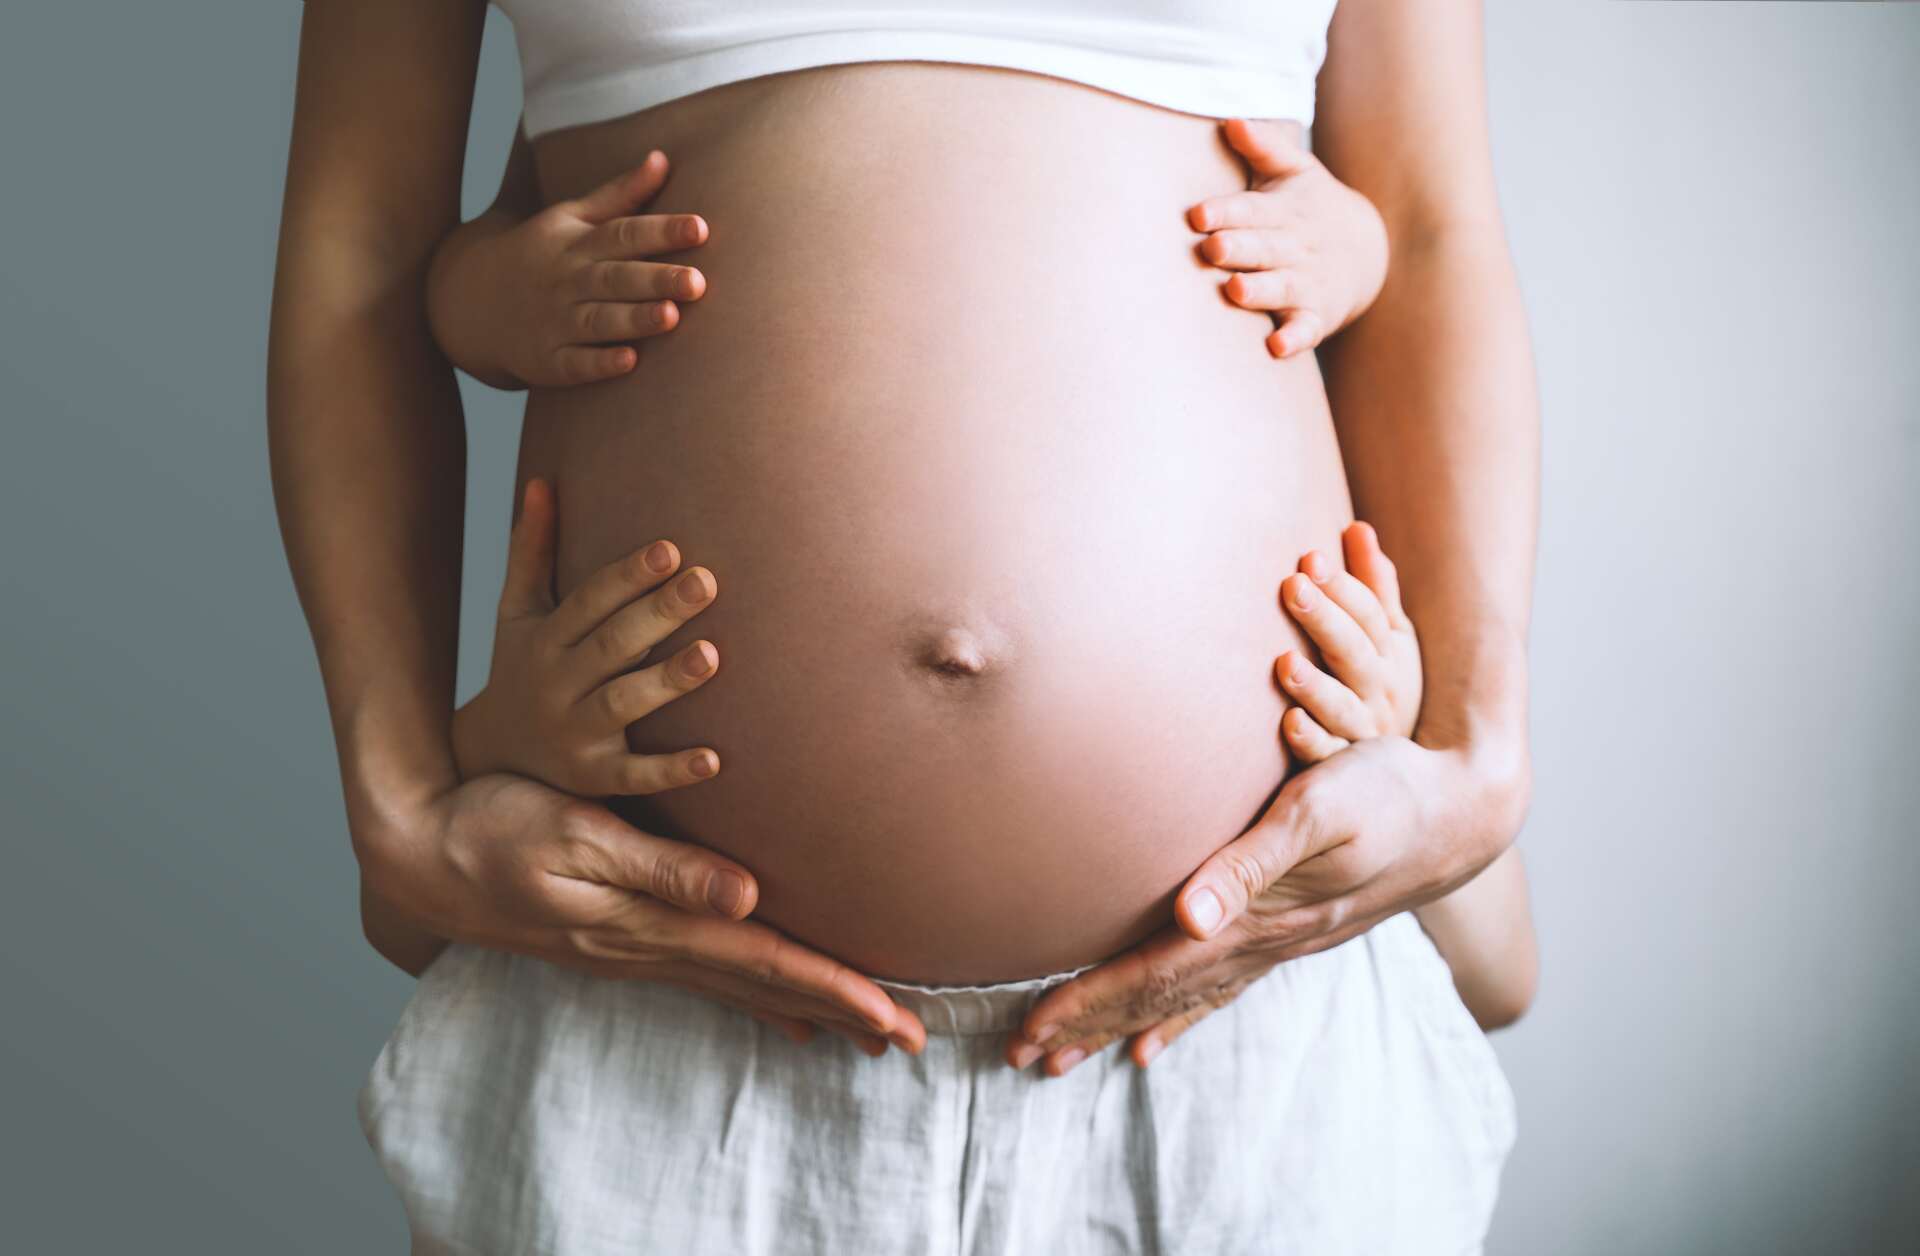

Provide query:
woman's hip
left=359, top=914, right=1513, bottom=1254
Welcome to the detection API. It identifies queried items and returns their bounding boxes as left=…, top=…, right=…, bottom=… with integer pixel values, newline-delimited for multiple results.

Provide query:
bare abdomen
left=516, top=64, right=1352, bottom=983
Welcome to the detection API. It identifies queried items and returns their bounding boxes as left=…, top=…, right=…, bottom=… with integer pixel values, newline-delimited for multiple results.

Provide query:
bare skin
left=273, top=0, right=1536, bottom=1064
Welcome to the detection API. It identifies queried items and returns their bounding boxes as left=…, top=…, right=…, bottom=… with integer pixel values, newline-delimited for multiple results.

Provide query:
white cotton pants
left=358, top=909, right=1516, bottom=1255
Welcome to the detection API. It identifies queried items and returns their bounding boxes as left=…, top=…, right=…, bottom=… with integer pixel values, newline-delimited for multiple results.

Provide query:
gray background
left=2, top=2, right=1914, bottom=1251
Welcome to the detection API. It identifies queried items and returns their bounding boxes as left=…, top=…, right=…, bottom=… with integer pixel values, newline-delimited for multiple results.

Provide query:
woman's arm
left=267, top=0, right=488, bottom=969
left=1312, top=0, right=1540, bottom=800
left=268, top=6, right=925, bottom=1052
left=1003, top=0, right=1542, bottom=1071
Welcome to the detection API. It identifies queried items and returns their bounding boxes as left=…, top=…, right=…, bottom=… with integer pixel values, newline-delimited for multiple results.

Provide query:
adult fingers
left=546, top=800, right=759, bottom=919
left=1220, top=117, right=1316, bottom=181
left=579, top=258, right=706, bottom=303
left=1174, top=778, right=1348, bottom=939
left=1299, top=549, right=1394, bottom=651
left=663, top=913, right=925, bottom=1046
left=1128, top=974, right=1257, bottom=1068
left=1275, top=650, right=1375, bottom=741
left=1280, top=571, right=1374, bottom=681
left=562, top=150, right=671, bottom=224
left=573, top=298, right=680, bottom=344
left=658, top=966, right=911, bottom=1056
left=1343, top=521, right=1411, bottom=631
left=1280, top=700, right=1352, bottom=764
left=545, top=541, right=682, bottom=647
left=586, top=640, right=719, bottom=737
left=1038, top=1029, right=1123, bottom=1077
left=1012, top=928, right=1228, bottom=1054
left=501, top=478, right=560, bottom=616
left=1198, top=229, right=1302, bottom=272
left=1266, top=310, right=1325, bottom=359
left=571, top=567, right=716, bottom=689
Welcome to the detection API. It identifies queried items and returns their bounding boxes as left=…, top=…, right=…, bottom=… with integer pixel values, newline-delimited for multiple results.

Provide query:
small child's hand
left=452, top=477, right=724, bottom=797
left=1274, top=520, right=1422, bottom=764
left=1187, top=117, right=1389, bottom=359
left=428, top=149, right=708, bottom=390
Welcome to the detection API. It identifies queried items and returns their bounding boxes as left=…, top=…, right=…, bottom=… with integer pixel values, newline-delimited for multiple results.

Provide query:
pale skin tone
left=269, top=0, right=1535, bottom=1072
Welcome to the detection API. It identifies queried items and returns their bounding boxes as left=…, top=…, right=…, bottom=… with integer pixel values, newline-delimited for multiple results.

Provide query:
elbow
left=1468, top=948, right=1539, bottom=1032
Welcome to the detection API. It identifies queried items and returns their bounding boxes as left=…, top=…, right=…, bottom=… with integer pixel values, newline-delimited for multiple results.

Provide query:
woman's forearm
left=1318, top=224, right=1540, bottom=792
left=269, top=0, right=488, bottom=967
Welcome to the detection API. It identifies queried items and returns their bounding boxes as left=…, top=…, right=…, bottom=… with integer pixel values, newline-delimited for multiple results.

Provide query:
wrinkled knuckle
left=646, top=852, right=696, bottom=906
left=597, top=681, right=631, bottom=726
left=1221, top=847, right=1275, bottom=901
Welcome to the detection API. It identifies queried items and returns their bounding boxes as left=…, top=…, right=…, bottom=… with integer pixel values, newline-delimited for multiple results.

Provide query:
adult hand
left=357, top=773, right=926, bottom=1056
left=1005, top=734, right=1528, bottom=1075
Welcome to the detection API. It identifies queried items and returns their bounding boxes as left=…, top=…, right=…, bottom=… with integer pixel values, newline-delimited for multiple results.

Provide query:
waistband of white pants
left=870, top=962, right=1100, bottom=1037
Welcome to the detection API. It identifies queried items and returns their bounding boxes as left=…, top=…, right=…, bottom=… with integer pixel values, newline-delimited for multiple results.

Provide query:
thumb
left=1221, top=117, right=1315, bottom=182
left=563, top=149, right=671, bottom=224
left=559, top=802, right=761, bottom=919
left=501, top=477, right=559, bottom=616
left=1175, top=781, right=1328, bottom=939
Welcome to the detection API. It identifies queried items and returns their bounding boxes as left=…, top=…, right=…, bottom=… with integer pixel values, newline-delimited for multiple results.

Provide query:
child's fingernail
left=1291, top=580, right=1316, bottom=611
left=643, top=541, right=674, bottom=573
left=689, top=750, right=719, bottom=777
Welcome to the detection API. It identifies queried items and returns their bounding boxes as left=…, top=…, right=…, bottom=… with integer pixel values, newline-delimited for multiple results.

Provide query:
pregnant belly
left=517, top=64, right=1353, bottom=983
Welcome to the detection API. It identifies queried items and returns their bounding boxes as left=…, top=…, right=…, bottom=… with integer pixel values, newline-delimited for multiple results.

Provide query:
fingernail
left=1291, top=580, right=1315, bottom=611
left=1137, top=1038, right=1165, bottom=1067
left=706, top=870, right=747, bottom=915
left=643, top=541, right=673, bottom=573
left=676, top=569, right=711, bottom=603
left=1187, top=887, right=1224, bottom=936
left=682, top=643, right=715, bottom=677
left=1029, top=1022, right=1060, bottom=1046
left=1054, top=1047, right=1087, bottom=1074
left=689, top=749, right=718, bottom=778
left=1009, top=1042, right=1043, bottom=1069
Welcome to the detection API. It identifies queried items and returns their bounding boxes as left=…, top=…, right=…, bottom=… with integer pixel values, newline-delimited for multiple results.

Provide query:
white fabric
left=360, top=910, right=1516, bottom=1254
left=493, top=0, right=1342, bottom=138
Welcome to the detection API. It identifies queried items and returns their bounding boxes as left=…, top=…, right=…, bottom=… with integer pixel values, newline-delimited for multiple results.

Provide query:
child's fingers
left=1281, top=704, right=1350, bottom=764
left=1275, top=651, right=1376, bottom=742
left=501, top=478, right=560, bottom=617
left=578, top=257, right=707, bottom=305
left=580, top=213, right=708, bottom=261
left=570, top=568, right=717, bottom=688
left=1299, top=549, right=1394, bottom=651
left=1222, top=270, right=1299, bottom=313
left=546, top=541, right=682, bottom=646
left=595, top=743, right=722, bottom=797
left=1281, top=571, right=1378, bottom=682
left=1198, top=229, right=1302, bottom=272
left=551, top=344, right=640, bottom=386
left=1186, top=191, right=1275, bottom=233
left=563, top=150, right=671, bottom=224
left=1265, top=311, right=1325, bottom=359
left=587, top=639, right=720, bottom=736
left=575, top=299, right=680, bottom=344
left=1343, top=521, right=1411, bottom=631
left=1220, top=118, right=1316, bottom=182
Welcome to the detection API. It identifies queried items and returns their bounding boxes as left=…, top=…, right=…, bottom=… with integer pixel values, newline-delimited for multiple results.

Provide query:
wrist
left=425, top=220, right=528, bottom=391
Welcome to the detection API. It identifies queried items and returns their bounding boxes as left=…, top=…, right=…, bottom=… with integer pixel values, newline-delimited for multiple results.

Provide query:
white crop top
left=495, top=0, right=1341, bottom=140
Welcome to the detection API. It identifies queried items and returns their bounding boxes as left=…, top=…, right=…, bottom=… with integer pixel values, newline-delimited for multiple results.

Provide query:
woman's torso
left=517, top=63, right=1352, bottom=983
